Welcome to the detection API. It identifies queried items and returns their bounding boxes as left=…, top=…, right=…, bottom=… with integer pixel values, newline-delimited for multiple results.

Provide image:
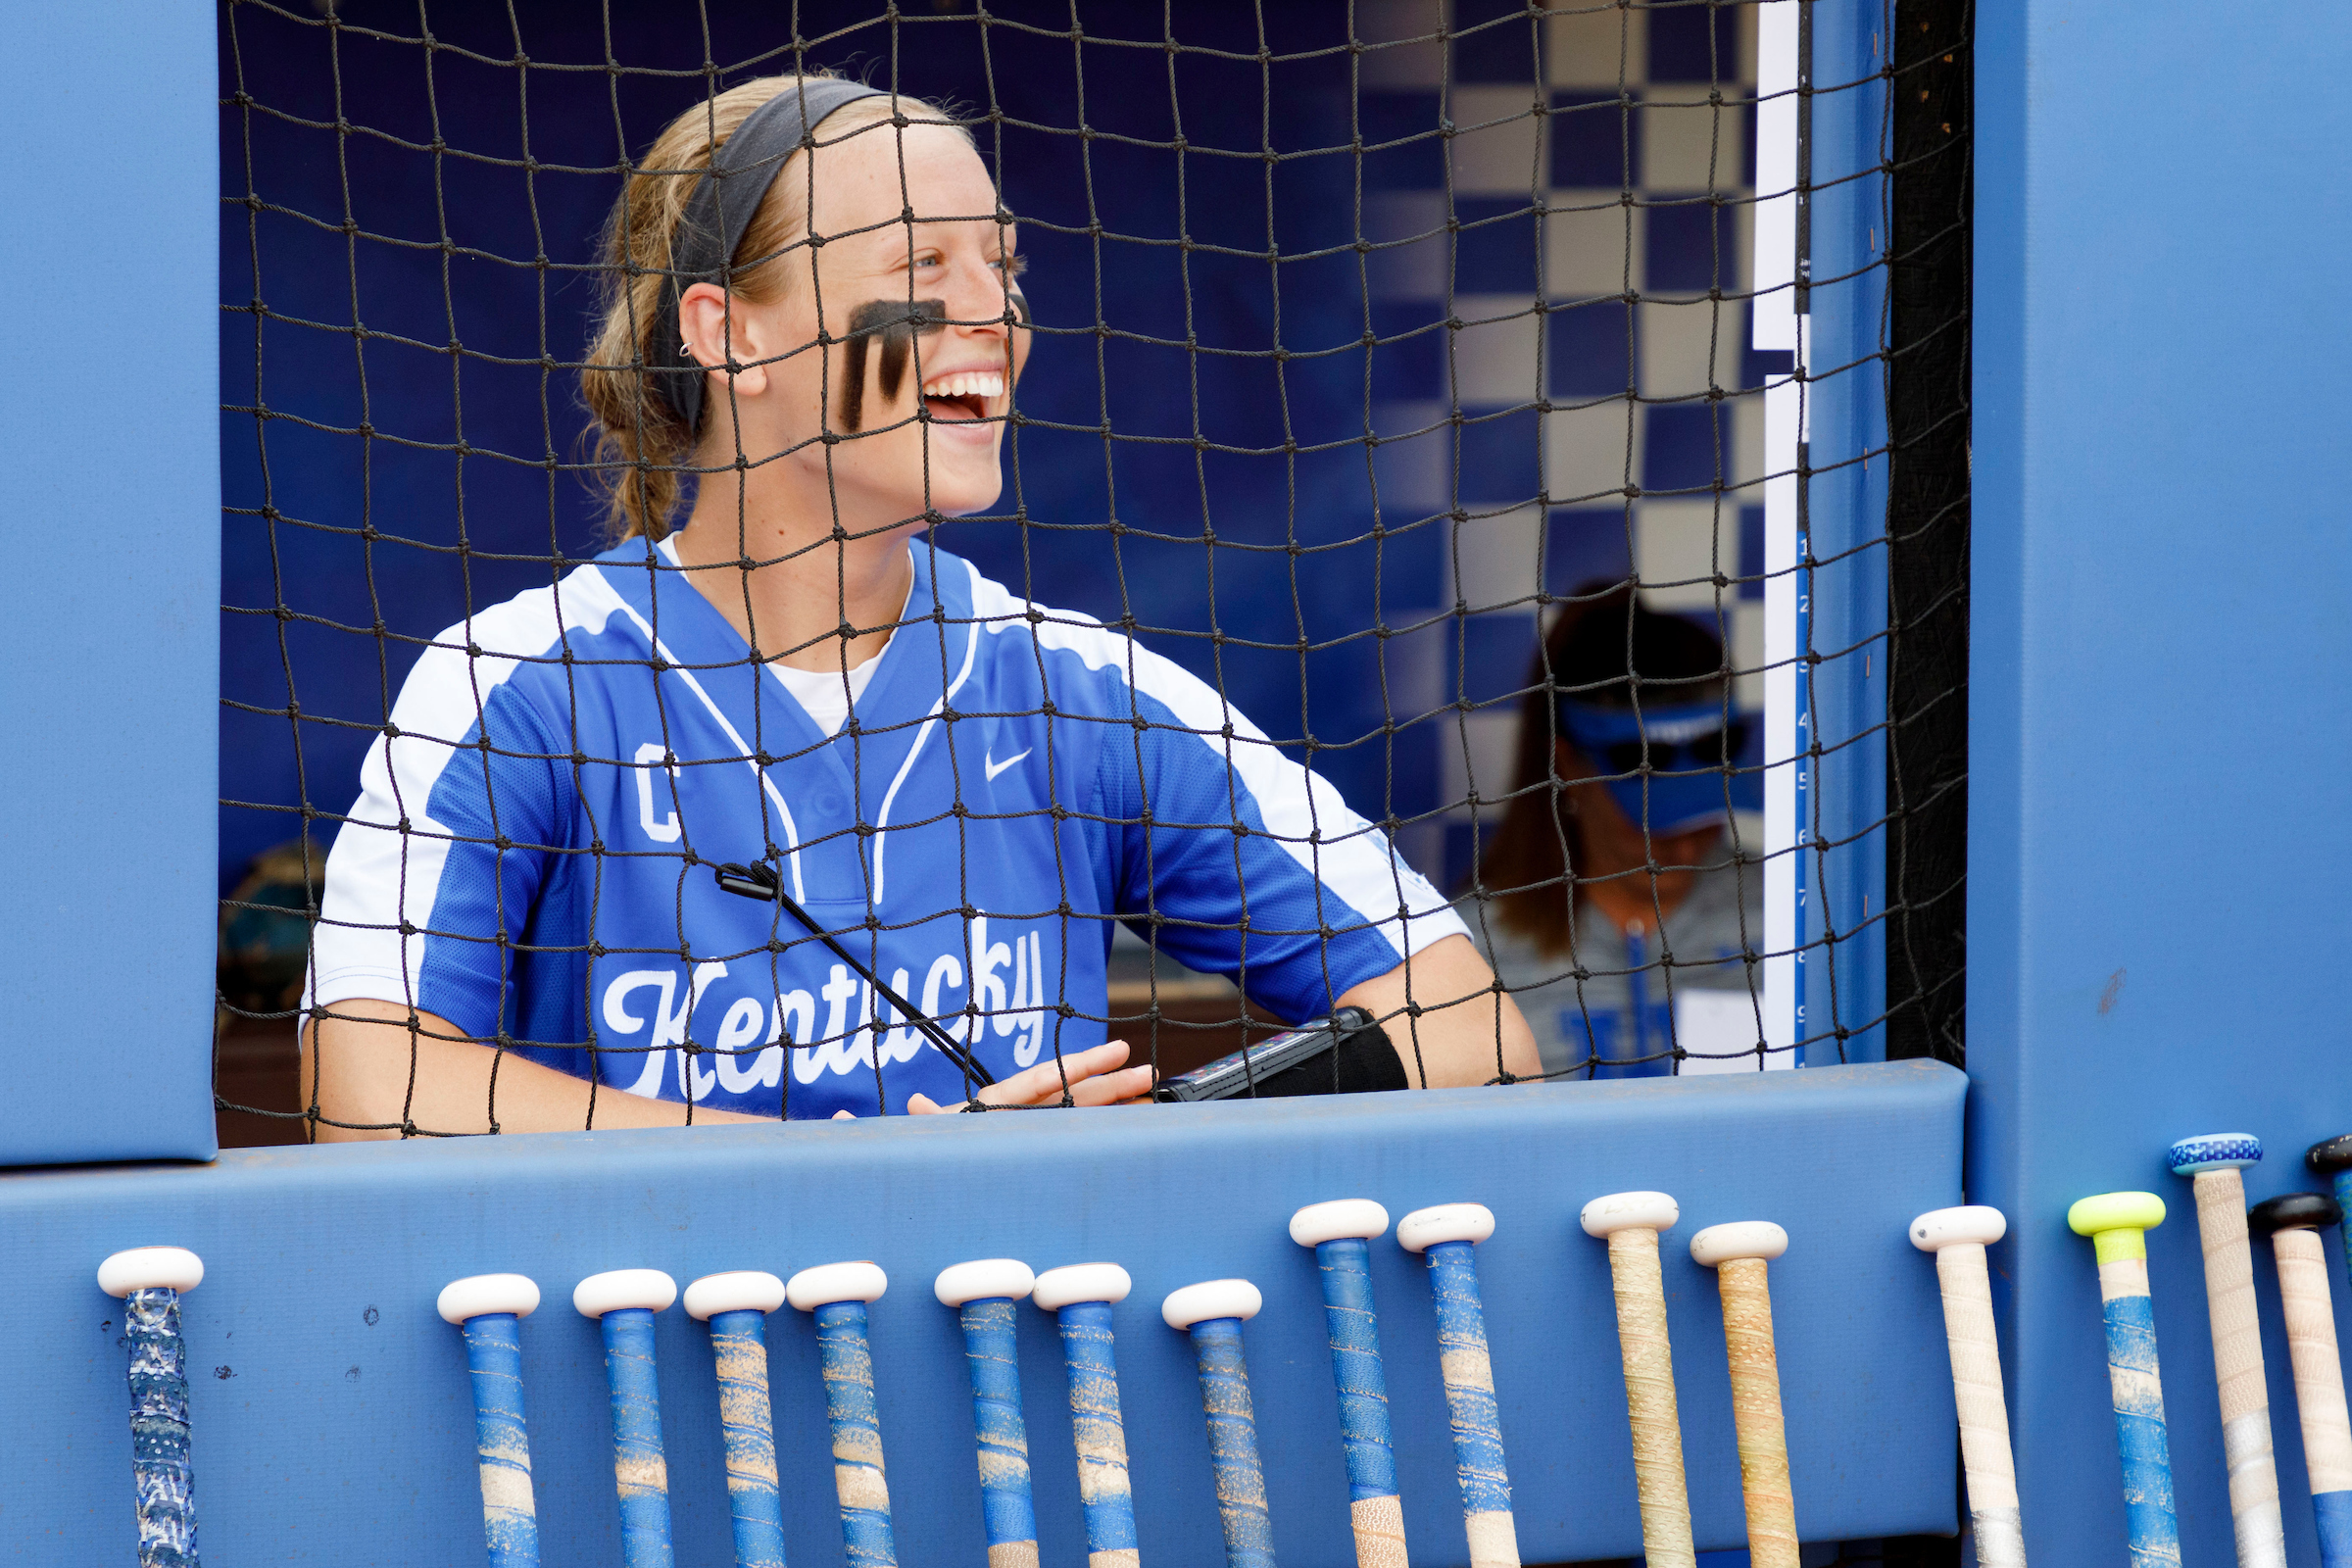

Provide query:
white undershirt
left=756, top=568, right=911, bottom=737
left=764, top=647, right=885, bottom=737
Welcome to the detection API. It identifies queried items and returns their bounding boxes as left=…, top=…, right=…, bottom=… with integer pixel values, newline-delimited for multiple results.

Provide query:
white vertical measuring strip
left=1755, top=0, right=1802, bottom=1062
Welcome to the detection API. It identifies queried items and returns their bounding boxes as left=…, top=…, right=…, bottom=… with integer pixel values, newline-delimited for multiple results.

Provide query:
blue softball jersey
left=309, top=532, right=1466, bottom=1118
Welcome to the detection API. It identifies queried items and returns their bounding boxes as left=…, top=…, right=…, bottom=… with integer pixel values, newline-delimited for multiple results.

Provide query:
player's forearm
left=1337, top=933, right=1543, bottom=1089
left=306, top=999, right=767, bottom=1139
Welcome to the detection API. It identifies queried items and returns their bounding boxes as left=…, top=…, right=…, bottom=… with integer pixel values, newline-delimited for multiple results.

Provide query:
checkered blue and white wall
left=1349, top=0, right=1779, bottom=886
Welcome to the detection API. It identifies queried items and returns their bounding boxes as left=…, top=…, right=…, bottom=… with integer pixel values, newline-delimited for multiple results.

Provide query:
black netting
left=214, top=0, right=1969, bottom=1143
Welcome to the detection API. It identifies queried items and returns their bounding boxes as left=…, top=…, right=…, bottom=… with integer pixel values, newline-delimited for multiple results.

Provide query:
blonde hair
left=581, top=74, right=965, bottom=541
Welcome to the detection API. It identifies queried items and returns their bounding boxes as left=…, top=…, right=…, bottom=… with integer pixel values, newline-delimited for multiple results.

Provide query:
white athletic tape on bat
left=1463, top=1508, right=1519, bottom=1568
left=2275, top=1229, right=2352, bottom=1494
left=2222, top=1416, right=2286, bottom=1568
left=1971, top=1506, right=2027, bottom=1568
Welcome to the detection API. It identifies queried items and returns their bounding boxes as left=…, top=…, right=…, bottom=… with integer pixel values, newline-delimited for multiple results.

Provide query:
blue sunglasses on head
left=1555, top=700, right=1745, bottom=832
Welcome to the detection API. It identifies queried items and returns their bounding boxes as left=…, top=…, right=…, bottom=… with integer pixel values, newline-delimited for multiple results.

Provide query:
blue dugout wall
left=1968, top=3, right=2352, bottom=1563
left=0, top=0, right=219, bottom=1163
left=4, top=1067, right=1960, bottom=1564
left=4, top=0, right=2349, bottom=1563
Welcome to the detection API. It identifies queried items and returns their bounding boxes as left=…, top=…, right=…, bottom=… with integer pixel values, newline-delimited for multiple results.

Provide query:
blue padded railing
left=16, top=1063, right=1961, bottom=1565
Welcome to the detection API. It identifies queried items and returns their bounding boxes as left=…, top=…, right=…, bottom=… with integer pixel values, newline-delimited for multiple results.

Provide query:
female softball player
left=303, top=73, right=1537, bottom=1134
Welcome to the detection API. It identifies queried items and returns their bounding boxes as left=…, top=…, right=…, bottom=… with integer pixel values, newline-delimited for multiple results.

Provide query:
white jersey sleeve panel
left=308, top=569, right=625, bottom=1027
left=967, top=572, right=1466, bottom=967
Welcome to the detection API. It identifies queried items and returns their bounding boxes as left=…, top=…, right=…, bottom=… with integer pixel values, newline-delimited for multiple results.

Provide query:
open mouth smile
left=921, top=369, right=1005, bottom=425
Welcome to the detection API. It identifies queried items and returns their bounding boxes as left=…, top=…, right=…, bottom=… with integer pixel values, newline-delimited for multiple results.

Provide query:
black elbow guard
left=1152, top=1006, right=1406, bottom=1102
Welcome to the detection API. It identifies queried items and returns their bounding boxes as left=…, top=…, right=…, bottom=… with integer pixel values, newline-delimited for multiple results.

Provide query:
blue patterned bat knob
left=1033, top=1263, right=1140, bottom=1568
left=575, top=1269, right=681, bottom=1568
left=935, top=1260, right=1041, bottom=1568
left=789, top=1261, right=898, bottom=1568
left=438, top=1274, right=545, bottom=1568
left=1164, top=1280, right=1275, bottom=1568
left=100, top=1247, right=206, bottom=1568
left=1398, top=1203, right=1521, bottom=1568
left=2167, top=1133, right=2262, bottom=1174
left=683, top=1271, right=789, bottom=1568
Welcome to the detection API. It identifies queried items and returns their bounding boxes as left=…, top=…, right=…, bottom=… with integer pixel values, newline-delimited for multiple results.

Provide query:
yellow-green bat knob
left=2068, top=1191, right=2167, bottom=1262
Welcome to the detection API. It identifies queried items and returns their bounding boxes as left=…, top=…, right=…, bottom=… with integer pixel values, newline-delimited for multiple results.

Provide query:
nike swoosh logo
left=984, top=748, right=1032, bottom=782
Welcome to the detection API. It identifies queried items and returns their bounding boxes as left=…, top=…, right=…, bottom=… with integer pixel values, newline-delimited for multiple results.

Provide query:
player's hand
left=905, top=1040, right=1155, bottom=1113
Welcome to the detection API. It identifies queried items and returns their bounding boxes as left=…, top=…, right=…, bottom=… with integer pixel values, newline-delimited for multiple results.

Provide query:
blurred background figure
left=1459, top=582, right=1766, bottom=1079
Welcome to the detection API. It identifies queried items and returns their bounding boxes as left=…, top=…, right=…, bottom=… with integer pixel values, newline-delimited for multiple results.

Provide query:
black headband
left=651, top=77, right=887, bottom=435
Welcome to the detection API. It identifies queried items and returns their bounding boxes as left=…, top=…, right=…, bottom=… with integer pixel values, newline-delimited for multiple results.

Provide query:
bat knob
left=786, top=1260, right=889, bottom=1311
left=437, top=1272, right=540, bottom=1324
left=1580, top=1190, right=1680, bottom=1238
left=1690, top=1220, right=1788, bottom=1267
left=1909, top=1204, right=2007, bottom=1251
left=2166, top=1133, right=2262, bottom=1175
left=1033, top=1262, right=1132, bottom=1310
left=934, top=1258, right=1036, bottom=1307
left=2067, top=1191, right=2166, bottom=1238
left=2308, top=1134, right=2352, bottom=1175
left=1161, top=1278, right=1262, bottom=1330
left=683, top=1270, right=787, bottom=1321
left=1290, top=1199, right=1391, bottom=1247
left=573, top=1268, right=678, bottom=1319
left=2250, top=1192, right=2343, bottom=1238
left=98, top=1246, right=205, bottom=1298
left=1396, top=1202, right=1496, bottom=1253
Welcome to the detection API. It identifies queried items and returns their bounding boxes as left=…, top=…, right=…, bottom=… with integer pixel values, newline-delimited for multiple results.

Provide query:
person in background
left=1457, top=582, right=1766, bottom=1078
